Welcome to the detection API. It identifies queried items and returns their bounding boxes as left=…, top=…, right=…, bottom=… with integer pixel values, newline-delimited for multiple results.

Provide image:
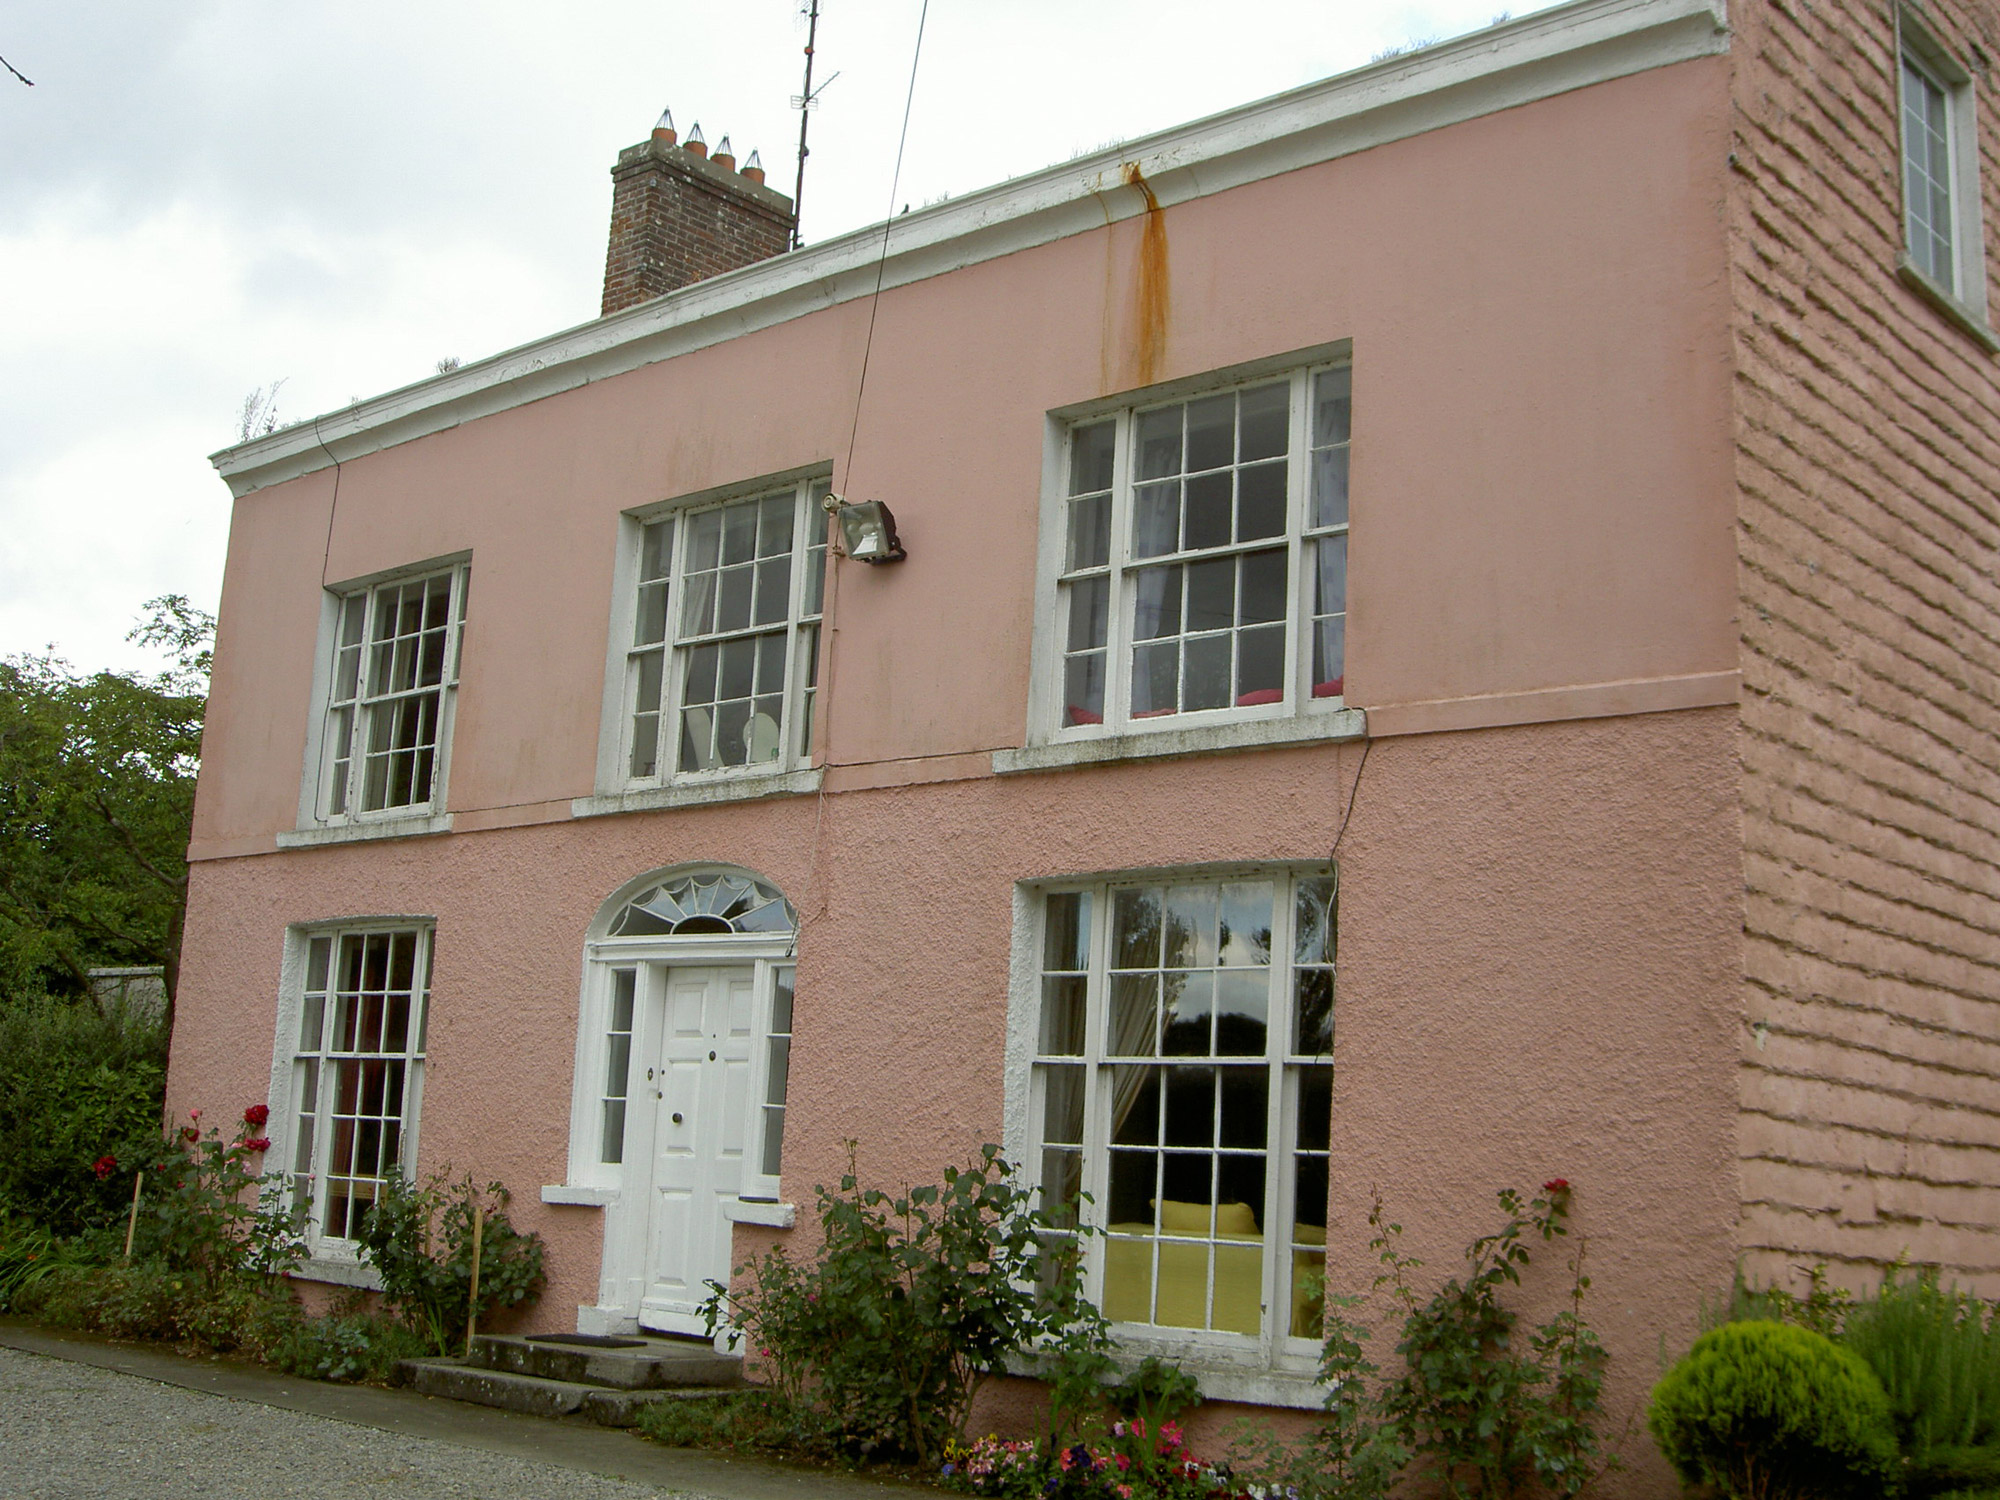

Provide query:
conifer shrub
left=1649, top=1320, right=1902, bottom=1500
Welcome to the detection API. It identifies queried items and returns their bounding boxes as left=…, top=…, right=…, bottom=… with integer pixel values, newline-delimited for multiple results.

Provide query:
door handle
left=672, top=1112, right=684, bottom=1125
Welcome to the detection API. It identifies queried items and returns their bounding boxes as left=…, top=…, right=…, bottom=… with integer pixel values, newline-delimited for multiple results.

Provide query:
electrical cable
left=1330, top=734, right=1371, bottom=866
left=800, top=0, right=932, bottom=936
left=838, top=0, right=929, bottom=493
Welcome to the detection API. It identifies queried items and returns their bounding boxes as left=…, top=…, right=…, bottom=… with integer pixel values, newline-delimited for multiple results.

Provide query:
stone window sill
left=540, top=1184, right=618, bottom=1207
left=721, top=1198, right=797, bottom=1229
left=276, top=813, right=453, bottom=850
left=291, top=1254, right=383, bottom=1291
left=572, top=767, right=822, bottom=819
left=993, top=708, right=1366, bottom=775
left=1009, top=1344, right=1324, bottom=1410
left=1897, top=255, right=2000, bottom=354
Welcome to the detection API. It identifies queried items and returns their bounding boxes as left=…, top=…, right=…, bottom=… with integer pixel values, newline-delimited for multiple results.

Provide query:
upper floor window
left=316, top=564, right=468, bottom=822
left=1054, top=362, right=1349, bottom=737
left=1896, top=12, right=1991, bottom=336
left=620, top=479, right=829, bottom=784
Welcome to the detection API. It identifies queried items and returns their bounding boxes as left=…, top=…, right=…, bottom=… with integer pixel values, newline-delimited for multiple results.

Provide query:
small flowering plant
left=941, top=1425, right=1247, bottom=1499
left=134, top=1103, right=306, bottom=1290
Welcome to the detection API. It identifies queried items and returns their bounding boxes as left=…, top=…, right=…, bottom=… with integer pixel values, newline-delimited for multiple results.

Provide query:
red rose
left=1543, top=1178, right=1570, bottom=1193
left=244, top=1103, right=271, bottom=1128
left=92, top=1154, right=117, bottom=1180
left=243, top=1137, right=272, bottom=1153
left=180, top=1126, right=200, bottom=1143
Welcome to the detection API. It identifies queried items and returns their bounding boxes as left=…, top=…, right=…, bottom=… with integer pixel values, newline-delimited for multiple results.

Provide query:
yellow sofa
left=1102, top=1201, right=1325, bottom=1337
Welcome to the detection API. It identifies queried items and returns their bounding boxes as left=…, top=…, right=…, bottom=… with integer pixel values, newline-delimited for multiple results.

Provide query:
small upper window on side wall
left=1051, top=359, right=1349, bottom=738
left=1896, top=12, right=1996, bottom=346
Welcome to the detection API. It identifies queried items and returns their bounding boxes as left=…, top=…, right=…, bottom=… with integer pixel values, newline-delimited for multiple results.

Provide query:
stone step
left=466, top=1332, right=743, bottom=1390
left=399, top=1357, right=744, bottom=1428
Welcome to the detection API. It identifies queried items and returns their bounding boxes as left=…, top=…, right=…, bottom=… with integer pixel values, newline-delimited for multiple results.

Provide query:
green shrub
left=637, top=1389, right=802, bottom=1453
left=134, top=1109, right=307, bottom=1292
left=19, top=1261, right=194, bottom=1341
left=702, top=1143, right=1108, bottom=1465
left=1649, top=1320, right=1902, bottom=1500
left=0, top=994, right=166, bottom=1236
left=1841, top=1273, right=2000, bottom=1499
left=264, top=1306, right=432, bottom=1384
left=357, top=1171, right=545, bottom=1355
left=1308, top=1181, right=1609, bottom=1500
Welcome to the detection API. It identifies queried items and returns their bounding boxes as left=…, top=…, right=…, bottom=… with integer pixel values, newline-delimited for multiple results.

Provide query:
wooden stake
left=464, top=1205, right=484, bottom=1356
left=122, top=1171, right=144, bottom=1263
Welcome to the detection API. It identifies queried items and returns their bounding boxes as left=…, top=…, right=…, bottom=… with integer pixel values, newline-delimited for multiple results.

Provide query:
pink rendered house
left=173, top=0, right=2000, bottom=1482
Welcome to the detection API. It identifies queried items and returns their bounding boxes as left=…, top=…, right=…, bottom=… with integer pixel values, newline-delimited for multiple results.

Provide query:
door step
left=399, top=1332, right=744, bottom=1428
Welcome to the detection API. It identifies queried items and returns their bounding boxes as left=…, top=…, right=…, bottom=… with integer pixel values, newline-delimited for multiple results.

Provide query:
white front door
left=638, top=964, right=756, bottom=1334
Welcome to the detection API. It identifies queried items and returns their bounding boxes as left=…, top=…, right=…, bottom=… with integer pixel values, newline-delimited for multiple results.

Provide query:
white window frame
left=1007, top=866, right=1336, bottom=1393
left=1896, top=10, right=1994, bottom=341
left=592, top=472, right=830, bottom=802
left=265, top=921, right=432, bottom=1268
left=295, top=557, right=469, bottom=835
left=1017, top=345, right=1362, bottom=766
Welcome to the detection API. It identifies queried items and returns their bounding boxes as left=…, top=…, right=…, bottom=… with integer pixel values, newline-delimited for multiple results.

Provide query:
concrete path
left=0, top=1321, right=928, bottom=1500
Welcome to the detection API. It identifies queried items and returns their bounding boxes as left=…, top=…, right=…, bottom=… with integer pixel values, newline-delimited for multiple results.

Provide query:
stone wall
left=1729, top=0, right=2000, bottom=1288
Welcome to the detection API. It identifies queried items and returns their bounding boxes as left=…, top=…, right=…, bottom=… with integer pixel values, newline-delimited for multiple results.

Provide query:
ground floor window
left=1033, top=870, right=1334, bottom=1351
left=286, top=924, right=431, bottom=1251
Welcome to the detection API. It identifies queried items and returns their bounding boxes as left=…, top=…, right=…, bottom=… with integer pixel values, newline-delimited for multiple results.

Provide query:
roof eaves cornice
left=212, top=0, right=1727, bottom=498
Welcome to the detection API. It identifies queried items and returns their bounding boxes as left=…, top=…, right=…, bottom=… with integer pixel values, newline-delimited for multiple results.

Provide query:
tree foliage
left=0, top=596, right=210, bottom=1006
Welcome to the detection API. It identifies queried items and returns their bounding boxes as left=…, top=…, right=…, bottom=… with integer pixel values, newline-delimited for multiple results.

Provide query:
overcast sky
left=1, top=0, right=1559, bottom=677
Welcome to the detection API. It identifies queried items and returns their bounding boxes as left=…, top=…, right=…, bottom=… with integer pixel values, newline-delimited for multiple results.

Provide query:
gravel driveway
left=0, top=1343, right=714, bottom=1500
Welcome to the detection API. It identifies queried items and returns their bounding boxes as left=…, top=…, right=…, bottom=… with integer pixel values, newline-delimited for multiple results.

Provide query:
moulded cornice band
left=210, top=0, right=1728, bottom=500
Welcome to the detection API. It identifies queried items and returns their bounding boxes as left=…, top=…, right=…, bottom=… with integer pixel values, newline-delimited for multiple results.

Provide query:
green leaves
left=704, top=1143, right=1108, bottom=1465
left=0, top=596, right=210, bottom=1003
left=356, top=1171, right=546, bottom=1355
left=1311, top=1183, right=1610, bottom=1500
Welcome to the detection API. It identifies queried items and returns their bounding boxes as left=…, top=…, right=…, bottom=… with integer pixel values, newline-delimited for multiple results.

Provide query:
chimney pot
left=685, top=122, right=707, bottom=158
left=651, top=107, right=676, bottom=146
left=713, top=135, right=735, bottom=172
left=743, top=149, right=765, bottom=185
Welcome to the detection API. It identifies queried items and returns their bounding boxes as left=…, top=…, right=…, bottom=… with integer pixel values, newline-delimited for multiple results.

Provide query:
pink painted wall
left=172, top=51, right=1741, bottom=1496
left=188, top=55, right=1737, bottom=857
left=173, top=705, right=1740, bottom=1492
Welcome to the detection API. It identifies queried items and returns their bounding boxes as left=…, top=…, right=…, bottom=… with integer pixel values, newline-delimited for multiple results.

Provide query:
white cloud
left=0, top=0, right=1557, bottom=672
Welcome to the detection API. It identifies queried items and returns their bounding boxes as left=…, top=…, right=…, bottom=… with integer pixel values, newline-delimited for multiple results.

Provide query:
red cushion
left=1066, top=705, right=1103, bottom=726
left=1235, top=688, right=1283, bottom=707
left=1312, top=677, right=1345, bottom=699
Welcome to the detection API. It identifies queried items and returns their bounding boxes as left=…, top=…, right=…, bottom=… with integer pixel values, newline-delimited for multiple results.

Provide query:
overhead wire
left=803, top=0, right=931, bottom=928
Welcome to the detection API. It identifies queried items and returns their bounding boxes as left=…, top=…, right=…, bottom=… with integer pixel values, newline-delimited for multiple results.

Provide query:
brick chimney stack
left=601, top=110, right=797, bottom=317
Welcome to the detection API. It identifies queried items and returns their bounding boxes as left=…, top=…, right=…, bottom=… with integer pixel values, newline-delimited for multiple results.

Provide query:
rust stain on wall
left=1122, top=163, right=1171, bottom=389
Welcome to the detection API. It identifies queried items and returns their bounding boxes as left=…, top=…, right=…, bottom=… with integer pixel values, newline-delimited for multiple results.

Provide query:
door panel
left=639, top=965, right=757, bottom=1333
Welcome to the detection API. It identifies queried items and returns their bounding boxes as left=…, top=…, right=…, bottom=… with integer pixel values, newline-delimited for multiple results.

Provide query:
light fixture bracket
left=822, top=492, right=907, bottom=564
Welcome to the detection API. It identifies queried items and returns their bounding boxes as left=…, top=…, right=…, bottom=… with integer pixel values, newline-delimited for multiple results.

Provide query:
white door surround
left=561, top=867, right=798, bottom=1338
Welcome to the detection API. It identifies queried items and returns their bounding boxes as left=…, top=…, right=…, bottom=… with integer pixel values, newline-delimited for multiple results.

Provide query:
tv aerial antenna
left=790, top=0, right=840, bottom=248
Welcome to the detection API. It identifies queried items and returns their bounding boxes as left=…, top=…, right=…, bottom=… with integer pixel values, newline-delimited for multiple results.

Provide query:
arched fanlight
left=609, top=872, right=797, bottom=938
